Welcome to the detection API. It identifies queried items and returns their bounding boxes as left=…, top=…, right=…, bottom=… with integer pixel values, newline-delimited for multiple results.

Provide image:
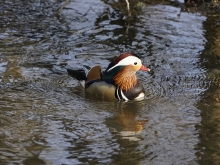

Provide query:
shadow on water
left=1, top=0, right=220, bottom=164
left=196, top=11, right=220, bottom=164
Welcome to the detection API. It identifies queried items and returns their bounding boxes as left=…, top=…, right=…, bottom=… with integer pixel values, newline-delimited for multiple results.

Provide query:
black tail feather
left=67, top=69, right=87, bottom=81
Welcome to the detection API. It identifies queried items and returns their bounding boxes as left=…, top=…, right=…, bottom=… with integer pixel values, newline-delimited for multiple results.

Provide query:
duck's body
left=67, top=53, right=150, bottom=101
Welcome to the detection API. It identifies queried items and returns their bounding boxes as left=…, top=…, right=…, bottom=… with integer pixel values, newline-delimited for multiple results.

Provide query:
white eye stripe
left=107, top=56, right=141, bottom=71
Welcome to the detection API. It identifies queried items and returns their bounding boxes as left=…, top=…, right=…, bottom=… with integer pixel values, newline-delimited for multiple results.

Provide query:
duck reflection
left=0, top=56, right=23, bottom=82
left=105, top=101, right=149, bottom=141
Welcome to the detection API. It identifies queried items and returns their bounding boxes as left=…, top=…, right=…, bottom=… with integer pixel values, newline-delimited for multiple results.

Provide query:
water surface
left=0, top=0, right=219, bottom=164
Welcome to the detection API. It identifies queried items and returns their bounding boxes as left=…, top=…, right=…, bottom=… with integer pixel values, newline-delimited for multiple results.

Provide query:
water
left=0, top=0, right=220, bottom=164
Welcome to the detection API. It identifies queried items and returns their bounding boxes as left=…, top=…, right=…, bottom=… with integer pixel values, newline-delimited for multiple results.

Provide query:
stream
left=0, top=0, right=220, bottom=164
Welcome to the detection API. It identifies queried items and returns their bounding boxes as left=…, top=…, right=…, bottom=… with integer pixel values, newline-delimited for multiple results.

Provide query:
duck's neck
left=113, top=66, right=137, bottom=91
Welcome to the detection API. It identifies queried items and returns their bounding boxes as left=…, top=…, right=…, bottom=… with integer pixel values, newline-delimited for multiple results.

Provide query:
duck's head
left=105, top=52, right=150, bottom=73
left=104, top=53, right=150, bottom=91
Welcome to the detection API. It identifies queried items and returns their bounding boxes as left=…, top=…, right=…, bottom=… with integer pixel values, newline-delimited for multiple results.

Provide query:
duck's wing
left=67, top=69, right=87, bottom=81
left=67, top=65, right=103, bottom=89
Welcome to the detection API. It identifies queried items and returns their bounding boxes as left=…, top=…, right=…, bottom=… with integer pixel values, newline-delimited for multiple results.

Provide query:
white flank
left=134, top=92, right=145, bottom=101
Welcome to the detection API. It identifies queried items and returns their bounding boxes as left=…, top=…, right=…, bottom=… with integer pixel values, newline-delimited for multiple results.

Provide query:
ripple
left=142, top=72, right=210, bottom=101
left=145, top=82, right=166, bottom=100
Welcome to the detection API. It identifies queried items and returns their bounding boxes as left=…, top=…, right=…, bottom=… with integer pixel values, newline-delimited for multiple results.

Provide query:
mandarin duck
left=67, top=52, right=150, bottom=101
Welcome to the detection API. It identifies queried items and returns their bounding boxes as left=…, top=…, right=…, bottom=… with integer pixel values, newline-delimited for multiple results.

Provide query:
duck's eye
left=134, top=62, right=138, bottom=65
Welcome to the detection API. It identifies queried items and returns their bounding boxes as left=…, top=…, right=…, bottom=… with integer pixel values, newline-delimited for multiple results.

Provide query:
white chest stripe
left=120, top=90, right=129, bottom=101
left=115, top=88, right=129, bottom=101
left=116, top=88, right=120, bottom=100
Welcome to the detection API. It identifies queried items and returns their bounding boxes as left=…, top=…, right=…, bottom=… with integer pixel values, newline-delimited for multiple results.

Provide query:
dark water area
left=0, top=0, right=220, bottom=164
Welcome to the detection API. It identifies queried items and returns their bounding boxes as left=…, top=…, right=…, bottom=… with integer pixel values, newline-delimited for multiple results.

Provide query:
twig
left=125, top=0, right=131, bottom=17
left=55, top=0, right=70, bottom=16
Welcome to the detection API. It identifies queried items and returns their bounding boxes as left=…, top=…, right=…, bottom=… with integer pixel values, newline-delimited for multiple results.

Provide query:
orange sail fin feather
left=86, top=65, right=102, bottom=84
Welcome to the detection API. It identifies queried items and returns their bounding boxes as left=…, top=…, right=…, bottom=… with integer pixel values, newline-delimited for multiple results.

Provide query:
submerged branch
left=55, top=0, right=70, bottom=16
left=125, top=0, right=131, bottom=17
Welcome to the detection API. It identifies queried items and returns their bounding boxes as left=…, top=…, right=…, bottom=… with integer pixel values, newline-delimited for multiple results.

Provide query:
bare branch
left=125, top=0, right=130, bottom=13
left=55, top=0, right=70, bottom=16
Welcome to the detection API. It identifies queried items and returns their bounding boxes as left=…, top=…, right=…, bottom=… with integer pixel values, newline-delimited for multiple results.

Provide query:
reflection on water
left=105, top=102, right=149, bottom=142
left=196, top=12, right=220, bottom=165
left=0, top=0, right=220, bottom=164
